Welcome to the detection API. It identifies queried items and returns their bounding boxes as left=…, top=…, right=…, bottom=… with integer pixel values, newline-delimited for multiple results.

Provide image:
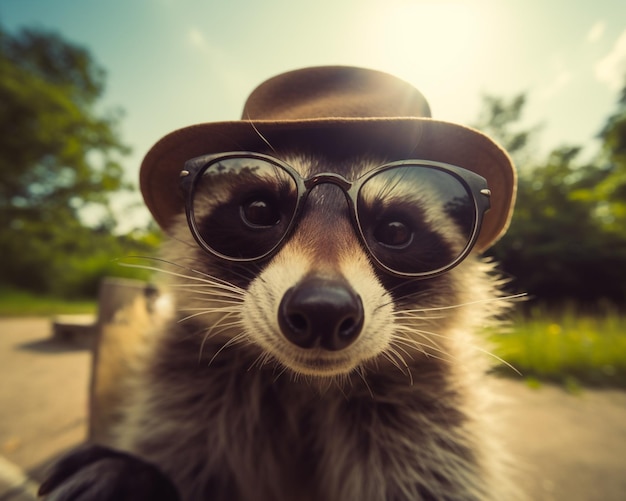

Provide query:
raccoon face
left=242, top=205, right=396, bottom=378
left=166, top=152, right=492, bottom=380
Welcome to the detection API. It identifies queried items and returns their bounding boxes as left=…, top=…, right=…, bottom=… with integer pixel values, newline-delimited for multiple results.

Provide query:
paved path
left=1, top=317, right=625, bottom=500
left=0, top=318, right=89, bottom=500
left=494, top=379, right=626, bottom=500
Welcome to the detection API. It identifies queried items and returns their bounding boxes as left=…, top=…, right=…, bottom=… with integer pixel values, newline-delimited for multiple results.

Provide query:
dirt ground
left=1, top=317, right=625, bottom=500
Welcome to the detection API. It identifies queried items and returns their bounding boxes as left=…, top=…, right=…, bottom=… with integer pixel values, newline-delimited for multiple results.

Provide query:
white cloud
left=595, top=30, right=626, bottom=90
left=587, top=21, right=605, bottom=43
left=539, top=70, right=573, bottom=99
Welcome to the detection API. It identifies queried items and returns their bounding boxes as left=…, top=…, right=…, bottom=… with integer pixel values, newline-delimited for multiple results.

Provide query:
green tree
left=0, top=26, right=156, bottom=297
left=593, top=83, right=626, bottom=237
left=472, top=93, right=539, bottom=168
left=492, top=147, right=626, bottom=302
left=0, top=27, right=129, bottom=217
left=478, top=87, right=626, bottom=304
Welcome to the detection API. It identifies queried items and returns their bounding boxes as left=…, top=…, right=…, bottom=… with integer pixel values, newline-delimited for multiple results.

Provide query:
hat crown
left=242, top=66, right=432, bottom=121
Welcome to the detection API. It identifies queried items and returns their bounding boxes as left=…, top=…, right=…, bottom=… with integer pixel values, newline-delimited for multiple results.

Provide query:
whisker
left=392, top=324, right=447, bottom=345
left=387, top=339, right=417, bottom=361
left=245, top=116, right=277, bottom=153
left=169, top=283, right=245, bottom=296
left=392, top=330, right=453, bottom=361
left=381, top=290, right=526, bottom=314
left=391, top=319, right=521, bottom=375
left=207, top=333, right=248, bottom=367
left=180, top=293, right=244, bottom=303
left=118, top=256, right=248, bottom=294
left=474, top=346, right=522, bottom=376
left=217, top=265, right=260, bottom=290
left=411, top=293, right=527, bottom=314
left=354, top=366, right=374, bottom=398
left=381, top=350, right=406, bottom=373
left=247, top=352, right=267, bottom=372
left=381, top=348, right=414, bottom=385
left=391, top=337, right=449, bottom=361
left=119, top=262, right=229, bottom=288
left=200, top=317, right=243, bottom=345
left=376, top=284, right=430, bottom=309
left=178, top=304, right=243, bottom=312
left=270, top=363, right=289, bottom=382
left=179, top=306, right=241, bottom=323
left=198, top=313, right=243, bottom=360
left=392, top=312, right=447, bottom=322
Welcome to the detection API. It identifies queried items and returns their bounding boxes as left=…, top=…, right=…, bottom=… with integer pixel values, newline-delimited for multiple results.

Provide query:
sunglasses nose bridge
left=304, top=173, right=352, bottom=192
left=301, top=173, right=356, bottom=216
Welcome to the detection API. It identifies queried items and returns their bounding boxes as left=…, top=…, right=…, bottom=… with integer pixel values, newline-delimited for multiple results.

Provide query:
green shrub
left=490, top=305, right=626, bottom=388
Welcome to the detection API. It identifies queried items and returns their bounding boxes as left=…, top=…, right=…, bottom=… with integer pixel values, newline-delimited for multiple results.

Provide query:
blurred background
left=1, top=0, right=625, bottom=386
left=1, top=3, right=626, bottom=500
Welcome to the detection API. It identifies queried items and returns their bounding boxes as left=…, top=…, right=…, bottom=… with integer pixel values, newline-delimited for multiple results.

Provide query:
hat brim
left=140, top=117, right=516, bottom=251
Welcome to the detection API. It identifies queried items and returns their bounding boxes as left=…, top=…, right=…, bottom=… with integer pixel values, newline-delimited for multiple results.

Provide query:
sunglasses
left=179, top=152, right=491, bottom=278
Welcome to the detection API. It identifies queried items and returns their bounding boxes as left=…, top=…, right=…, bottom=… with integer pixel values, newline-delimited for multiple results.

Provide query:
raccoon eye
left=373, top=219, right=414, bottom=248
left=240, top=197, right=281, bottom=228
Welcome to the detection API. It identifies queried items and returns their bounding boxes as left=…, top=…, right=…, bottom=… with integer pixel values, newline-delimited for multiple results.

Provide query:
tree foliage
left=0, top=26, right=158, bottom=297
left=472, top=93, right=538, bottom=167
left=481, top=85, right=626, bottom=305
left=594, top=85, right=626, bottom=236
left=0, top=27, right=129, bottom=223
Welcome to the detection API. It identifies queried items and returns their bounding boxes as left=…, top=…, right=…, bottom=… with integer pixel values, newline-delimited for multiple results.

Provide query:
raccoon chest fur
left=113, top=153, right=514, bottom=501
left=120, top=329, right=488, bottom=501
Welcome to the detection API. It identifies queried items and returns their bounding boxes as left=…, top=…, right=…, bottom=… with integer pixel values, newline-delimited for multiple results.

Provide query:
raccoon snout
left=278, top=277, right=364, bottom=351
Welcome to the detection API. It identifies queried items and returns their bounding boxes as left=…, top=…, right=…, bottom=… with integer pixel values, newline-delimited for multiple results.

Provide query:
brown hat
left=140, top=66, right=516, bottom=250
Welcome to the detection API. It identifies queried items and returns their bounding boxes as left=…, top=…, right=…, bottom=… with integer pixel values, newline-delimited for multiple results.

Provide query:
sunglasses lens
left=191, top=157, right=298, bottom=260
left=357, top=166, right=477, bottom=275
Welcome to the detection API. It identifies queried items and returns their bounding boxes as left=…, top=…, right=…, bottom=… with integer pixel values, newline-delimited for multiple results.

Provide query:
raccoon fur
left=41, top=152, right=519, bottom=501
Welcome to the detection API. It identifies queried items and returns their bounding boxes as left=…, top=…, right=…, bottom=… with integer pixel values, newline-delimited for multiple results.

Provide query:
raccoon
left=40, top=67, right=520, bottom=501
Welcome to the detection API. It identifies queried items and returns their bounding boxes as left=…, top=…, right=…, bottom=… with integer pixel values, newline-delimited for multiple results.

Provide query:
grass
left=0, top=288, right=96, bottom=317
left=490, top=305, right=626, bottom=389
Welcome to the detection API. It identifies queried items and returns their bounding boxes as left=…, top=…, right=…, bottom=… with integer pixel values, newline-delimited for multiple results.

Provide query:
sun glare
left=364, top=1, right=491, bottom=121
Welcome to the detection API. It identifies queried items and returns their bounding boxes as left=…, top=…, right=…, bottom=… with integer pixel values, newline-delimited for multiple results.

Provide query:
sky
left=2, top=0, right=626, bottom=230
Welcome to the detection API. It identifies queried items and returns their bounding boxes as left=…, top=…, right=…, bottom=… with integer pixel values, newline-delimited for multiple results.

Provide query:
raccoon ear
left=39, top=444, right=180, bottom=501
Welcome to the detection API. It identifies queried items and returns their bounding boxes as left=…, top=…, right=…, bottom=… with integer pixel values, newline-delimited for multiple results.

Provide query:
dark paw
left=38, top=443, right=180, bottom=501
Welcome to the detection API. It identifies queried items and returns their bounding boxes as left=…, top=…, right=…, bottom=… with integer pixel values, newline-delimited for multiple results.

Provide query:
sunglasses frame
left=179, top=152, right=491, bottom=278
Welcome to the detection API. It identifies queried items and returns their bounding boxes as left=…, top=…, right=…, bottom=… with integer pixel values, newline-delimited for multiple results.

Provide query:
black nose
left=278, top=277, right=364, bottom=351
